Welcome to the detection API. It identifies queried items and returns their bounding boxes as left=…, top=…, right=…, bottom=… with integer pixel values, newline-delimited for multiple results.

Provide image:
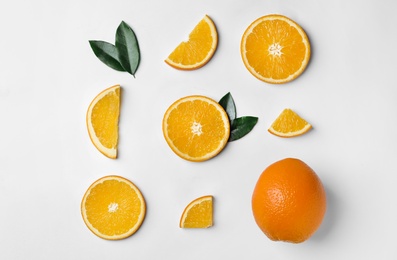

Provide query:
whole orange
left=252, top=158, right=326, bottom=243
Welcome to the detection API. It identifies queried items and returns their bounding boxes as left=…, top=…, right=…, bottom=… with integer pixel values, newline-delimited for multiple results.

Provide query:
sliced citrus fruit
left=165, top=15, right=218, bottom=70
left=268, top=108, right=312, bottom=137
left=241, top=14, right=311, bottom=84
left=81, top=175, right=146, bottom=240
left=86, top=85, right=120, bottom=159
left=180, top=195, right=213, bottom=228
left=162, top=95, right=230, bottom=162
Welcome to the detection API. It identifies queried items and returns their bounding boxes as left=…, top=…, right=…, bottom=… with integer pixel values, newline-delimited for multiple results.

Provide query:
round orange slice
left=86, top=85, right=120, bottom=159
left=241, top=14, right=311, bottom=84
left=81, top=175, right=146, bottom=240
left=180, top=195, right=213, bottom=228
left=165, top=15, right=218, bottom=70
left=268, top=108, right=312, bottom=137
left=162, top=95, right=230, bottom=162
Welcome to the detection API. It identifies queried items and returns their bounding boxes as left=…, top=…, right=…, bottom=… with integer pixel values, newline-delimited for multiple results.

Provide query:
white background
left=1, top=0, right=397, bottom=259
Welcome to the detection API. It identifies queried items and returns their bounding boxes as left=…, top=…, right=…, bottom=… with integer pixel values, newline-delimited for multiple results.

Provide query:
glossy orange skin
left=252, top=158, right=326, bottom=243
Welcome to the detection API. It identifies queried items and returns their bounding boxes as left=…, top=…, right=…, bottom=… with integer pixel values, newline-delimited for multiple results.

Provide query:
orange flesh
left=166, top=100, right=227, bottom=158
left=181, top=196, right=213, bottom=228
left=245, top=19, right=307, bottom=80
left=168, top=19, right=213, bottom=66
left=84, top=179, right=142, bottom=236
left=272, top=109, right=309, bottom=131
left=91, top=88, right=120, bottom=149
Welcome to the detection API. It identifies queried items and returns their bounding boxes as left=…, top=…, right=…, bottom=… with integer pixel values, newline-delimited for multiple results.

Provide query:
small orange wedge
left=165, top=15, right=218, bottom=70
left=81, top=175, right=146, bottom=240
left=86, top=85, right=120, bottom=159
left=268, top=108, right=312, bottom=137
left=180, top=195, right=213, bottom=228
left=241, top=14, right=311, bottom=84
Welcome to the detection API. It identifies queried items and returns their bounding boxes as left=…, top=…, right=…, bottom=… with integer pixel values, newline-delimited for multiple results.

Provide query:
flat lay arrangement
left=83, top=12, right=322, bottom=242
left=2, top=1, right=396, bottom=259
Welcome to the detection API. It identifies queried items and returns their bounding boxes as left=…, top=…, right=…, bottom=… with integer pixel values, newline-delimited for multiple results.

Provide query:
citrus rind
left=268, top=124, right=312, bottom=138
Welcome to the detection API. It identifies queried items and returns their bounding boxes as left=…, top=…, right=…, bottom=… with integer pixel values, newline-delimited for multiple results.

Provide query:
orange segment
left=165, top=15, right=218, bottom=70
left=180, top=195, right=213, bottom=228
left=241, top=14, right=311, bottom=84
left=268, top=108, right=312, bottom=137
left=162, top=95, right=230, bottom=162
left=81, top=175, right=146, bottom=240
left=86, top=85, right=120, bottom=158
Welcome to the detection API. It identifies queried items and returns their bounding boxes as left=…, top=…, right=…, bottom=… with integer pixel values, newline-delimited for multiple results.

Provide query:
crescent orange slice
left=86, top=85, right=120, bottom=158
left=165, top=15, right=218, bottom=70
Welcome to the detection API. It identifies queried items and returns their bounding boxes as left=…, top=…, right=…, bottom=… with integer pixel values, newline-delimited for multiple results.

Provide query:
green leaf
left=89, top=40, right=125, bottom=71
left=219, top=92, right=236, bottom=122
left=115, top=21, right=140, bottom=76
left=229, top=116, right=258, bottom=142
left=219, top=92, right=258, bottom=142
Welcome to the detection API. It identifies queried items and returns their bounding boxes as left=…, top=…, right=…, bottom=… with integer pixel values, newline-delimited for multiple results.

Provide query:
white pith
left=268, top=43, right=283, bottom=57
left=108, top=202, right=118, bottom=213
left=191, top=121, right=203, bottom=136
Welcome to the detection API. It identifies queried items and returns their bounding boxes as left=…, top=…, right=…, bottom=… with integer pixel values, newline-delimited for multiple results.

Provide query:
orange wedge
left=81, top=175, right=146, bottom=240
left=268, top=108, right=312, bottom=137
left=165, top=15, right=218, bottom=70
left=180, top=195, right=213, bottom=228
left=162, top=95, right=230, bottom=162
left=86, top=85, right=120, bottom=159
left=241, top=14, right=311, bottom=84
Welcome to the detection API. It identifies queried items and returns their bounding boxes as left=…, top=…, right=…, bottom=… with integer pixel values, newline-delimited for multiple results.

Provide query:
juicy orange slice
left=268, top=108, right=312, bottom=137
left=81, top=175, right=146, bottom=240
left=162, top=95, right=230, bottom=162
left=165, top=15, right=218, bottom=70
left=86, top=85, right=120, bottom=159
left=241, top=14, right=311, bottom=84
left=180, top=195, right=213, bottom=228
